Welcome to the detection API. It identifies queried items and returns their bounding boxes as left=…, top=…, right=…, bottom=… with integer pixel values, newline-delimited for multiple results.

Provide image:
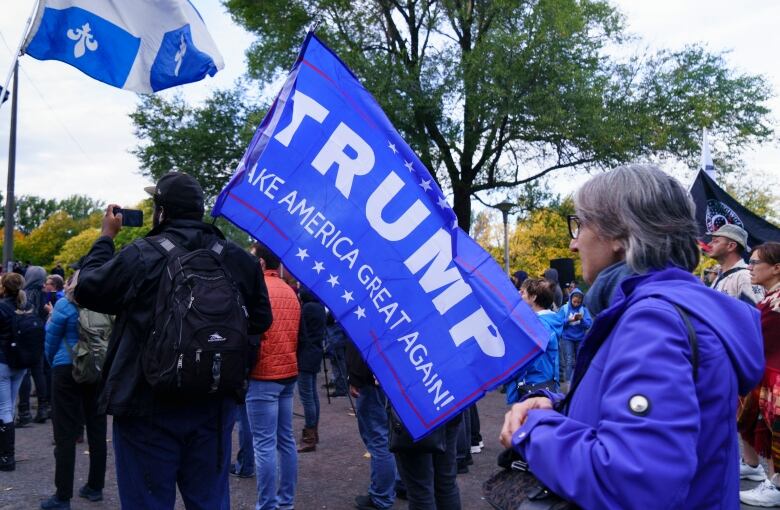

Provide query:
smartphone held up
left=113, top=207, right=144, bottom=227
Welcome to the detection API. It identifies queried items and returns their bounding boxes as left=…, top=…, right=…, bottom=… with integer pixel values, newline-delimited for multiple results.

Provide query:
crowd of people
left=0, top=165, right=777, bottom=509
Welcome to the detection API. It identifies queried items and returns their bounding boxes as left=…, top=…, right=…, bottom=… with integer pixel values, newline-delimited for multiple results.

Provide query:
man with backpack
left=74, top=172, right=273, bottom=509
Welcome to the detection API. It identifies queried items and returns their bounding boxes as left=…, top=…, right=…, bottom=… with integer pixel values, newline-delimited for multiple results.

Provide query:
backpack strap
left=711, top=266, right=747, bottom=289
left=672, top=304, right=699, bottom=382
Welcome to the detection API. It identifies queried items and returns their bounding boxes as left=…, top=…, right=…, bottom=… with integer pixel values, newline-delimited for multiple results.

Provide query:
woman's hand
left=499, top=397, right=553, bottom=448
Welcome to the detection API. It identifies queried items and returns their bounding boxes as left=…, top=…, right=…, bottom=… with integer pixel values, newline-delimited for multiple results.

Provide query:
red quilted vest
left=250, top=270, right=300, bottom=380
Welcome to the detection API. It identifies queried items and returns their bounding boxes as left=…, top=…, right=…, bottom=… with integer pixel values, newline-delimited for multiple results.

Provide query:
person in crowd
left=510, top=270, right=528, bottom=291
left=557, top=287, right=592, bottom=385
left=230, top=401, right=255, bottom=479
left=73, top=172, right=272, bottom=509
left=738, top=242, right=780, bottom=507
left=0, top=273, right=30, bottom=471
left=708, top=224, right=764, bottom=303
left=50, top=263, right=65, bottom=278
left=703, top=265, right=720, bottom=286
left=505, top=278, right=561, bottom=405
left=347, top=338, right=396, bottom=510
left=45, top=275, right=65, bottom=301
left=247, top=242, right=299, bottom=510
left=500, top=165, right=763, bottom=508
left=40, top=271, right=106, bottom=510
left=324, top=313, right=349, bottom=397
left=456, top=405, right=476, bottom=474
left=542, top=268, right=564, bottom=310
left=16, top=266, right=51, bottom=426
left=297, top=287, right=326, bottom=453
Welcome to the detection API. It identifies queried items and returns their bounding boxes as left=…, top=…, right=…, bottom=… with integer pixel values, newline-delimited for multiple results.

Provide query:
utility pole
left=3, top=60, right=18, bottom=269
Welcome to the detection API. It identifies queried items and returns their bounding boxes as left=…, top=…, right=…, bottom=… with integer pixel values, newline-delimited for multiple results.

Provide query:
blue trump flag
left=213, top=33, right=549, bottom=439
left=23, top=0, right=223, bottom=93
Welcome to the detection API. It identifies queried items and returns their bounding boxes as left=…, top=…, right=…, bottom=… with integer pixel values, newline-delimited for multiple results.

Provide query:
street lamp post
left=493, top=201, right=515, bottom=276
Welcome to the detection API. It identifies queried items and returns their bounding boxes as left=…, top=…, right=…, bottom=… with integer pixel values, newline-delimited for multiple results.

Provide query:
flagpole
left=3, top=61, right=19, bottom=269
left=0, top=0, right=40, bottom=115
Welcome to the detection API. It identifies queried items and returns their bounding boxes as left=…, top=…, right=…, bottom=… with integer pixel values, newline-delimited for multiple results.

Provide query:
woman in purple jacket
left=499, top=165, right=764, bottom=509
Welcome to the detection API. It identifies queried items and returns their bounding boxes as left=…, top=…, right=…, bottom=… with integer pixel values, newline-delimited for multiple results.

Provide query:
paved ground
left=0, top=374, right=767, bottom=509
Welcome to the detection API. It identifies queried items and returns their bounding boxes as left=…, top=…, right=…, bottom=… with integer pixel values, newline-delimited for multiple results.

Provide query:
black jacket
left=297, top=289, right=325, bottom=373
left=346, top=336, right=374, bottom=389
left=74, top=219, right=273, bottom=416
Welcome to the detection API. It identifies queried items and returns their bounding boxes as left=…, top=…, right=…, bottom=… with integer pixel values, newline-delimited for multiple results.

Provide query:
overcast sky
left=0, top=1, right=777, bottom=209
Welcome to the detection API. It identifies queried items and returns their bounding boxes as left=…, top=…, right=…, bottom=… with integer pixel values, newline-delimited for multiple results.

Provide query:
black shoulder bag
left=483, top=304, right=698, bottom=510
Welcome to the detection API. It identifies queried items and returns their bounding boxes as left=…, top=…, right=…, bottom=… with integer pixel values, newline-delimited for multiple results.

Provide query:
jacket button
left=628, top=395, right=650, bottom=416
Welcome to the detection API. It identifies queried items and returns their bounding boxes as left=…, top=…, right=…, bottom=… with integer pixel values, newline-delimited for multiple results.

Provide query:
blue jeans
left=395, top=416, right=462, bottom=510
left=234, top=404, right=254, bottom=476
left=112, top=399, right=236, bottom=510
left=246, top=380, right=297, bottom=510
left=560, top=339, right=581, bottom=383
left=0, top=362, right=26, bottom=423
left=297, top=371, right=320, bottom=428
left=356, top=385, right=395, bottom=509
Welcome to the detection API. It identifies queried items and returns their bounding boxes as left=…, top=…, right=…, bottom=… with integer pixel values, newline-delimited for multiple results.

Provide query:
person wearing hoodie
left=500, top=165, right=763, bottom=509
left=557, top=288, right=592, bottom=384
left=15, top=266, right=52, bottom=426
left=505, top=278, right=561, bottom=405
left=543, top=268, right=564, bottom=310
left=296, top=287, right=326, bottom=453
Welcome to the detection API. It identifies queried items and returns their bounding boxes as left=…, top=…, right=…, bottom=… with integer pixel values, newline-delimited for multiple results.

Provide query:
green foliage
left=130, top=87, right=266, bottom=200
left=55, top=228, right=102, bottom=269
left=113, top=199, right=155, bottom=249
left=722, top=171, right=780, bottom=227
left=14, top=211, right=81, bottom=266
left=211, top=0, right=772, bottom=230
left=0, top=194, right=104, bottom=234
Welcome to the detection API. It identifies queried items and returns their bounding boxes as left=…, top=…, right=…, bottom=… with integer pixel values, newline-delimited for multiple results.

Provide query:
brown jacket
left=250, top=269, right=300, bottom=380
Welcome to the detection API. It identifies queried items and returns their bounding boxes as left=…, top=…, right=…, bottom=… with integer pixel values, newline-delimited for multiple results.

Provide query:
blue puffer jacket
left=512, top=267, right=763, bottom=509
left=506, top=310, right=563, bottom=404
left=45, top=298, right=79, bottom=368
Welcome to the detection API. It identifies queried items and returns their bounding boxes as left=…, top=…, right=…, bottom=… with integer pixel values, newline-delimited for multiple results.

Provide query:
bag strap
left=562, top=300, right=700, bottom=414
left=711, top=266, right=747, bottom=289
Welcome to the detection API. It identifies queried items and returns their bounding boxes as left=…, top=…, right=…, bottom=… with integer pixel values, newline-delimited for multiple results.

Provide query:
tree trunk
left=452, top=185, right=472, bottom=232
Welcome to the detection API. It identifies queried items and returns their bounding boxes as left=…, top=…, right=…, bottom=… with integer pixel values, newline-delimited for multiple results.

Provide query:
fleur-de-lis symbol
left=174, top=34, right=187, bottom=77
left=66, top=23, right=98, bottom=59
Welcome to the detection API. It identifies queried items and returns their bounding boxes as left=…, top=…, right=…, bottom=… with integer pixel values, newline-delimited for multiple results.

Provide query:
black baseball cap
left=144, top=172, right=205, bottom=214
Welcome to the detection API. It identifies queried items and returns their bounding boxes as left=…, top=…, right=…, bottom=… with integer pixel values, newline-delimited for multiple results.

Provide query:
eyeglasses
left=567, top=215, right=581, bottom=239
left=747, top=259, right=766, bottom=267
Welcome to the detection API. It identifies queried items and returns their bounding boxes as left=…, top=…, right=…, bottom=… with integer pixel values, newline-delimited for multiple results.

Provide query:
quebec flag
left=214, top=33, right=549, bottom=439
left=23, top=0, right=223, bottom=93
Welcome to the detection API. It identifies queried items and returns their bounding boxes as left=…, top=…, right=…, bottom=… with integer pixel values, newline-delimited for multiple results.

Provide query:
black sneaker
left=354, top=494, right=382, bottom=510
left=15, top=412, right=32, bottom=427
left=78, top=485, right=103, bottom=502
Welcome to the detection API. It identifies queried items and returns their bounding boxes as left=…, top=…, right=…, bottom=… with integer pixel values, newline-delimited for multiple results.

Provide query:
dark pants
left=395, top=415, right=462, bottom=510
left=329, top=345, right=348, bottom=395
left=297, top=371, right=320, bottom=429
left=17, top=355, right=50, bottom=413
left=50, top=365, right=106, bottom=500
left=113, top=399, right=236, bottom=510
left=469, top=404, right=482, bottom=446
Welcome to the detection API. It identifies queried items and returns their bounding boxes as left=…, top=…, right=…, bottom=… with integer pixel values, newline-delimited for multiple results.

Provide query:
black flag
left=0, top=85, right=8, bottom=104
left=690, top=170, right=780, bottom=247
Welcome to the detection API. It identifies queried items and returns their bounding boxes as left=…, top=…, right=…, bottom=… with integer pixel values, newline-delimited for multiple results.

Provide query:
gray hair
left=574, top=164, right=700, bottom=273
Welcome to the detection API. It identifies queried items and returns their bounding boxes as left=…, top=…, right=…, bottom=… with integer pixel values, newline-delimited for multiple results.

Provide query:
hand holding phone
left=112, top=207, right=144, bottom=227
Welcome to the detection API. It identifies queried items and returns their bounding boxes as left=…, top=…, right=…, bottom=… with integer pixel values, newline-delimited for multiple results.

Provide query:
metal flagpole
left=3, top=61, right=18, bottom=268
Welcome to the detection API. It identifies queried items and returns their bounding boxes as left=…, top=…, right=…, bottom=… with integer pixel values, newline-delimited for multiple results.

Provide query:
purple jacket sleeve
left=512, top=302, right=700, bottom=509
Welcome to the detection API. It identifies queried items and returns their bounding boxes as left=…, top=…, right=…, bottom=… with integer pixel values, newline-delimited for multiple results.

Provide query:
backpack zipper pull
left=176, top=353, right=184, bottom=387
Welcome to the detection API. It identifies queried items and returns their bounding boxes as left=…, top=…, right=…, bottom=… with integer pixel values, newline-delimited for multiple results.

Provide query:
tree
left=57, top=195, right=105, bottom=220
left=203, top=0, right=771, bottom=230
left=14, top=196, right=58, bottom=234
left=508, top=198, right=579, bottom=279
left=55, top=228, right=102, bottom=270
left=130, top=87, right=266, bottom=199
left=14, top=211, right=81, bottom=266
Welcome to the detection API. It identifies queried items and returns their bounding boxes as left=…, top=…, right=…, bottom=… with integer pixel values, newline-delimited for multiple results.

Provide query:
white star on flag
left=312, top=261, right=325, bottom=274
left=420, top=179, right=432, bottom=191
left=404, top=160, right=414, bottom=172
left=437, top=196, right=449, bottom=209
left=341, top=290, right=354, bottom=303
left=452, top=218, right=459, bottom=230
left=327, top=274, right=340, bottom=287
left=388, top=141, right=398, bottom=154
left=296, top=248, right=309, bottom=261
left=354, top=306, right=366, bottom=319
